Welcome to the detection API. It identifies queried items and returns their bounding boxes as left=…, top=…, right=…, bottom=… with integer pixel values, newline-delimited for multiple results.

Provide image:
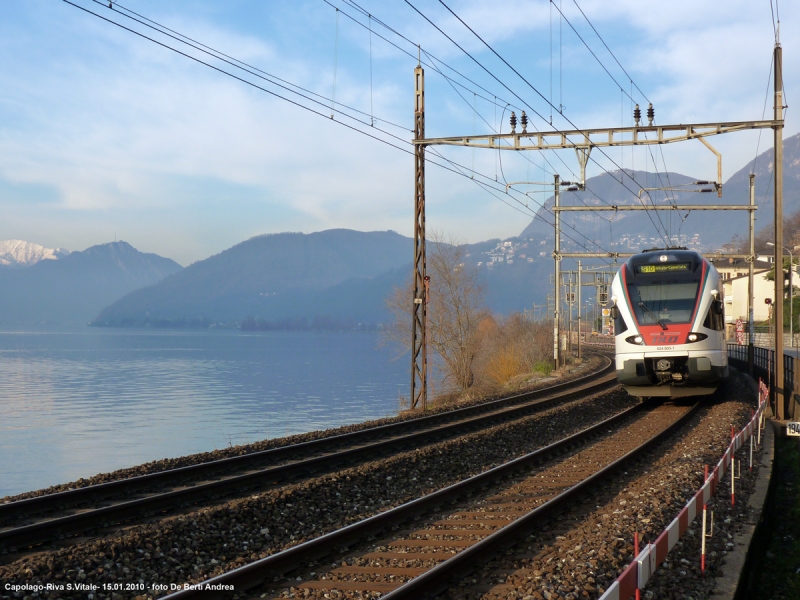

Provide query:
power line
left=64, top=0, right=617, bottom=259
left=331, top=1, right=624, bottom=216
left=425, top=0, right=671, bottom=246
left=98, top=0, right=410, bottom=133
left=334, top=0, right=628, bottom=220
left=552, top=0, right=676, bottom=235
left=550, top=0, right=635, bottom=105
left=569, top=0, right=651, bottom=104
left=432, top=0, right=669, bottom=237
left=752, top=54, right=775, bottom=175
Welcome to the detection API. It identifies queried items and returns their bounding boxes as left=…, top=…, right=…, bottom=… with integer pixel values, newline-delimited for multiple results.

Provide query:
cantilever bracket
left=694, top=132, right=723, bottom=197
left=574, top=146, right=591, bottom=190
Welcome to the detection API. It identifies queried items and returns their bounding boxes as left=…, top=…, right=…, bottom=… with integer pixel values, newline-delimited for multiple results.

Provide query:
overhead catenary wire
left=65, top=0, right=618, bottom=259
left=566, top=0, right=648, bottom=105
left=432, top=0, right=670, bottom=231
left=427, top=0, right=671, bottom=246
left=372, top=0, right=618, bottom=212
left=368, top=13, right=374, bottom=126
left=752, top=55, right=775, bottom=175
left=437, top=0, right=675, bottom=212
left=106, top=0, right=409, bottom=132
left=335, top=0, right=627, bottom=213
left=331, top=8, right=340, bottom=118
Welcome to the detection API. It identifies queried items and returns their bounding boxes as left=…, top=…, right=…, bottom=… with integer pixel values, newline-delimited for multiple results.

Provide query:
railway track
left=0, top=353, right=615, bottom=554
left=162, top=398, right=699, bottom=600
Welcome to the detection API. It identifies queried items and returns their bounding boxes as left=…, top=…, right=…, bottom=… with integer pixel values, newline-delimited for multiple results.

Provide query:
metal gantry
left=411, top=42, right=785, bottom=410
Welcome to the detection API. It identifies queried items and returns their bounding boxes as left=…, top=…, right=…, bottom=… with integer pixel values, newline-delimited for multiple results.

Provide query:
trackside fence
left=598, top=380, right=770, bottom=600
left=727, top=344, right=797, bottom=419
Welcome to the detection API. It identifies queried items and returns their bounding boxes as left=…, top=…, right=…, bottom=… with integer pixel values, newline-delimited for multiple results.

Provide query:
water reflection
left=0, top=328, right=407, bottom=496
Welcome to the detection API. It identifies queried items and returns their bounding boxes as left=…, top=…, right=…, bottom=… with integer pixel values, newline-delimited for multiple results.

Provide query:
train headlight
left=625, top=335, right=644, bottom=345
left=686, top=332, right=708, bottom=343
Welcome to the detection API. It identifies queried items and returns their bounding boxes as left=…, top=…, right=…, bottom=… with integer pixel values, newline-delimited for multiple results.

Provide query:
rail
left=0, top=353, right=616, bottom=552
left=161, top=401, right=700, bottom=599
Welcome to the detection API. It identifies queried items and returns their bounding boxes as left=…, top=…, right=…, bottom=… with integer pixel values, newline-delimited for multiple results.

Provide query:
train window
left=611, top=305, right=628, bottom=334
left=703, top=299, right=725, bottom=331
left=627, top=281, right=699, bottom=325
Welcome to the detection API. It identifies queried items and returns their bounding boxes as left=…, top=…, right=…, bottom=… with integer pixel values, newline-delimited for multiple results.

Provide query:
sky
left=0, top=0, right=796, bottom=266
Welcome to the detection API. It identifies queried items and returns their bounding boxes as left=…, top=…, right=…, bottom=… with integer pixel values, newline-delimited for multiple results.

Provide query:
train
left=610, top=248, right=729, bottom=398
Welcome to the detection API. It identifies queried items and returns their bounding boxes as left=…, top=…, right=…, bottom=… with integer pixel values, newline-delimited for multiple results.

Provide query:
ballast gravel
left=0, top=383, right=632, bottom=600
left=0, top=356, right=606, bottom=505
left=438, top=370, right=760, bottom=600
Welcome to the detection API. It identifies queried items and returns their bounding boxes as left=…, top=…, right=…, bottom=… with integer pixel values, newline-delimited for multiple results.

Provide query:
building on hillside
left=718, top=256, right=798, bottom=339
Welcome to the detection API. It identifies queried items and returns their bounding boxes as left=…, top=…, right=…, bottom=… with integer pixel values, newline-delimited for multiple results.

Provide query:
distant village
left=474, top=233, right=703, bottom=268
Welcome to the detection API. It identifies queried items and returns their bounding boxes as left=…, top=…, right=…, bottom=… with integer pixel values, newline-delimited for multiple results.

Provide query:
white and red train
left=610, top=248, right=728, bottom=398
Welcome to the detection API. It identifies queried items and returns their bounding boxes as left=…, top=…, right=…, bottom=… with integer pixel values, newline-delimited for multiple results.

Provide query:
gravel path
left=0, top=383, right=630, bottom=600
left=1, top=356, right=606, bottom=505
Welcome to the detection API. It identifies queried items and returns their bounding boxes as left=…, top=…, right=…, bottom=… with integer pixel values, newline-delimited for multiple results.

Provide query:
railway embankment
left=0, top=356, right=605, bottom=506
left=3, top=355, right=771, bottom=600
left=435, top=371, right=762, bottom=600
left=0, top=386, right=633, bottom=598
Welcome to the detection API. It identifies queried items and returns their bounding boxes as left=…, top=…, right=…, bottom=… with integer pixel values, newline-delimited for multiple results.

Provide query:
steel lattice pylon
left=411, top=65, right=427, bottom=411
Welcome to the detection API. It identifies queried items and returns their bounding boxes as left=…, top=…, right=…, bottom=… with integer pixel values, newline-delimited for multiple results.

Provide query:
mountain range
left=92, top=230, right=412, bottom=328
left=5, top=131, right=799, bottom=328
left=0, top=242, right=182, bottom=325
left=0, top=240, right=70, bottom=269
left=520, top=131, right=800, bottom=252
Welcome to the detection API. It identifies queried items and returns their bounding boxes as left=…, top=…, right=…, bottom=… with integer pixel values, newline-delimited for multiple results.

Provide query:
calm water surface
left=0, top=327, right=407, bottom=497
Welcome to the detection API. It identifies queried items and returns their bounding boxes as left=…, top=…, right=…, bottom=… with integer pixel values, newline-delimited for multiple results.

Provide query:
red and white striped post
left=701, top=503, right=708, bottom=574
left=750, top=411, right=756, bottom=473
left=730, top=425, right=736, bottom=507
left=634, top=532, right=641, bottom=600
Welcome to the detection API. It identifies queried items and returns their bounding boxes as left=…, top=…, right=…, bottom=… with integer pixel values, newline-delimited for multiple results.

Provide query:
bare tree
left=726, top=208, right=800, bottom=254
left=384, top=233, right=487, bottom=392
left=475, top=314, right=552, bottom=385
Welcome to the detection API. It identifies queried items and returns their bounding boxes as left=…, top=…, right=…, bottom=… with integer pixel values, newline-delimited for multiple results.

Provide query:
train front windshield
left=627, top=281, right=699, bottom=325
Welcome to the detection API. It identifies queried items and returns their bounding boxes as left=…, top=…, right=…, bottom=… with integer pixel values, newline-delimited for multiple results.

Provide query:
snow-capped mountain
left=0, top=240, right=70, bottom=269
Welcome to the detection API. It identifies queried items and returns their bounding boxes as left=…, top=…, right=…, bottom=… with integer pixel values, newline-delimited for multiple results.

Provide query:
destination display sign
left=636, top=263, right=690, bottom=274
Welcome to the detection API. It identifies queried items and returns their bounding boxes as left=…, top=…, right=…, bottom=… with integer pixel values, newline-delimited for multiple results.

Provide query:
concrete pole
left=773, top=41, right=785, bottom=419
left=748, top=174, right=755, bottom=376
left=553, top=175, right=561, bottom=370
left=578, top=261, right=582, bottom=359
left=568, top=275, right=574, bottom=355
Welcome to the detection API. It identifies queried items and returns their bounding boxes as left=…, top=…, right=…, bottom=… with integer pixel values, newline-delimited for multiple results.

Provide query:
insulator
left=647, top=103, right=654, bottom=125
left=520, top=111, right=528, bottom=132
left=633, top=104, right=641, bottom=125
left=510, top=111, right=517, bottom=132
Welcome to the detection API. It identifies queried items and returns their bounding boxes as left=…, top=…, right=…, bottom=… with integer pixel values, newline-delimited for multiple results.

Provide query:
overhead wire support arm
left=414, top=120, right=783, bottom=150
left=415, top=120, right=781, bottom=197
left=551, top=205, right=756, bottom=212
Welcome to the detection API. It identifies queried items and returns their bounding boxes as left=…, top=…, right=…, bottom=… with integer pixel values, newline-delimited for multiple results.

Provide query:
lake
left=0, top=327, right=409, bottom=497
